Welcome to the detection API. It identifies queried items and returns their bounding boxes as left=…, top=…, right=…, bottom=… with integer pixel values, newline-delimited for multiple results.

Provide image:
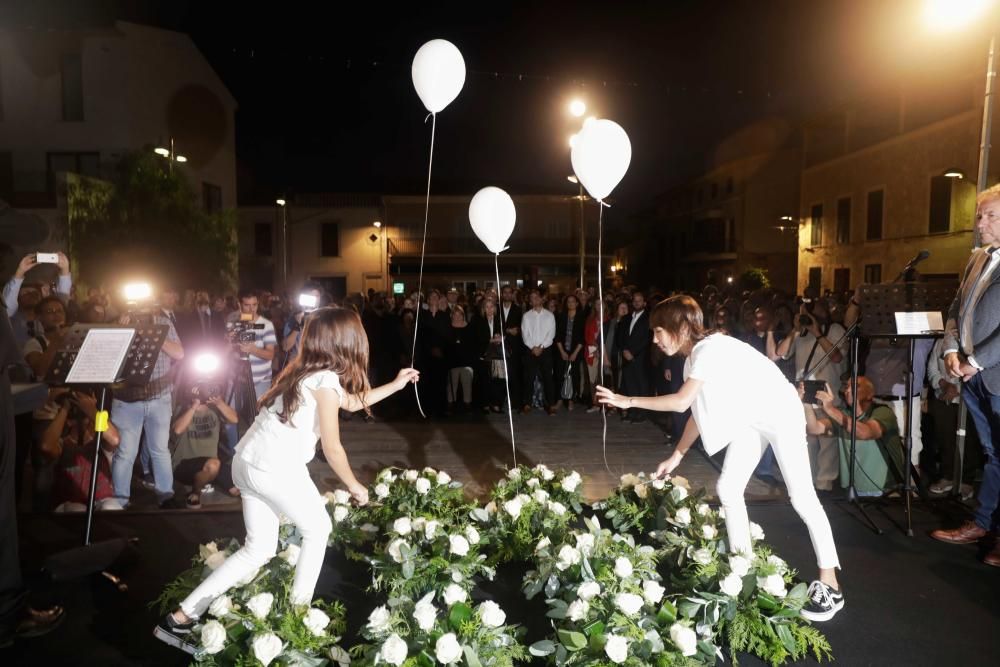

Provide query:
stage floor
left=8, top=497, right=999, bottom=666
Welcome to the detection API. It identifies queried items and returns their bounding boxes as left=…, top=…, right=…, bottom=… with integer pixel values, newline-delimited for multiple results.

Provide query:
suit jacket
left=615, top=310, right=651, bottom=360
left=555, top=310, right=586, bottom=354
left=499, top=303, right=522, bottom=334
left=945, top=247, right=1000, bottom=393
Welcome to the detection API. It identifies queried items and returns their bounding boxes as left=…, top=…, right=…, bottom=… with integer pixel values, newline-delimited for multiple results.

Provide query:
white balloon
left=570, top=119, right=632, bottom=201
left=411, top=40, right=466, bottom=113
left=469, top=187, right=516, bottom=254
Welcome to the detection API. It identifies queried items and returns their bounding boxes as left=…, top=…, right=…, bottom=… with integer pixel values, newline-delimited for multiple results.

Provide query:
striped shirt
left=227, top=313, right=276, bottom=384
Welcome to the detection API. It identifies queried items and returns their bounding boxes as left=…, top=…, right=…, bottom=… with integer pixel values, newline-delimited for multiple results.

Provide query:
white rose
left=465, top=526, right=480, bottom=545
left=604, top=634, right=630, bottom=664
left=375, top=483, right=390, bottom=499
left=729, top=554, right=752, bottom=576
left=720, top=573, right=743, bottom=597
left=208, top=595, right=233, bottom=619
left=361, top=523, right=379, bottom=534
left=575, top=533, right=595, bottom=555
left=379, top=633, right=408, bottom=666
left=767, top=555, right=788, bottom=574
left=304, top=608, right=331, bottom=636
left=620, top=473, right=641, bottom=488
left=548, top=501, right=567, bottom=516
left=437, top=470, right=452, bottom=485
left=478, top=600, right=506, bottom=628
left=697, top=503, right=711, bottom=516
left=200, top=619, right=227, bottom=654
left=536, top=464, right=555, bottom=481
left=204, top=551, right=227, bottom=571
left=333, top=489, right=352, bottom=505
left=701, top=525, right=718, bottom=540
left=577, top=581, right=601, bottom=601
left=671, top=485, right=689, bottom=502
left=279, top=543, right=301, bottom=566
left=567, top=599, right=590, bottom=622
left=526, top=478, right=541, bottom=488
left=251, top=632, right=283, bottom=667
left=323, top=491, right=337, bottom=505
left=507, top=468, right=521, bottom=480
left=614, top=557, right=634, bottom=579
left=415, top=478, right=432, bottom=495
left=198, top=541, right=219, bottom=560
left=246, top=593, right=274, bottom=620
left=435, top=633, right=463, bottom=664
left=393, top=517, right=413, bottom=536
left=367, top=605, right=392, bottom=633
left=423, top=467, right=437, bottom=476
left=533, top=489, right=550, bottom=504
left=692, top=548, right=714, bottom=565
left=535, top=537, right=551, bottom=552
left=674, top=507, right=692, bottom=526
left=333, top=505, right=350, bottom=523
left=516, top=493, right=532, bottom=504
left=503, top=498, right=523, bottom=519
left=404, top=469, right=419, bottom=482
left=758, top=573, right=787, bottom=598
left=561, top=471, right=582, bottom=493
left=670, top=623, right=698, bottom=657
left=634, top=483, right=649, bottom=499
left=412, top=593, right=437, bottom=632
left=449, top=534, right=470, bottom=557
left=750, top=522, right=765, bottom=541
left=387, top=539, right=408, bottom=564
left=718, top=507, right=727, bottom=519
left=556, top=545, right=582, bottom=571
left=424, top=520, right=440, bottom=541
left=451, top=570, right=464, bottom=583
left=615, top=592, right=645, bottom=616
left=651, top=478, right=665, bottom=490
left=328, top=645, right=351, bottom=667
left=378, top=469, right=396, bottom=483
left=442, top=583, right=467, bottom=606
left=412, top=517, right=427, bottom=532
left=642, top=580, right=665, bottom=605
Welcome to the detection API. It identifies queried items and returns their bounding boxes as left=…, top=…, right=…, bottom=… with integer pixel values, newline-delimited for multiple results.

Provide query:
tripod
left=228, top=354, right=259, bottom=440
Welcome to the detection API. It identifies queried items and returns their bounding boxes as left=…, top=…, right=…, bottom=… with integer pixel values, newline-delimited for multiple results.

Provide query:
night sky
left=3, top=1, right=989, bottom=214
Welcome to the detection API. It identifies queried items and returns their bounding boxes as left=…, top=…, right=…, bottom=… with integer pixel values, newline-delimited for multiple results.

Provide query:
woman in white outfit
left=155, top=307, right=419, bottom=652
left=596, top=295, right=844, bottom=622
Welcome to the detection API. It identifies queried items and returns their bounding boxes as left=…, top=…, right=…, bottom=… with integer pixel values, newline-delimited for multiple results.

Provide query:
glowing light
left=567, top=175, right=579, bottom=184
left=569, top=134, right=578, bottom=148
left=943, top=168, right=965, bottom=179
left=276, top=198, right=286, bottom=206
left=373, top=220, right=382, bottom=228
left=175, top=155, right=187, bottom=163
left=299, top=293, right=319, bottom=310
left=923, top=0, right=991, bottom=31
left=569, top=99, right=586, bottom=117
left=123, top=282, right=152, bottom=302
left=193, top=352, right=221, bottom=375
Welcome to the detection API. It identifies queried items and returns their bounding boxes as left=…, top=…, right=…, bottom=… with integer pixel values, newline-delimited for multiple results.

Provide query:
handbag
left=561, top=364, right=574, bottom=400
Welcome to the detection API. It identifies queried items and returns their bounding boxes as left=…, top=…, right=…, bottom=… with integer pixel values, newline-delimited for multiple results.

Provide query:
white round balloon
left=469, top=187, right=516, bottom=254
left=411, top=40, right=466, bottom=113
left=570, top=119, right=632, bottom=201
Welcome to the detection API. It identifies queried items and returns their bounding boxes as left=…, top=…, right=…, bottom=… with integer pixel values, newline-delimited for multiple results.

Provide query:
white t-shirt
left=236, top=370, right=345, bottom=471
left=684, top=334, right=799, bottom=456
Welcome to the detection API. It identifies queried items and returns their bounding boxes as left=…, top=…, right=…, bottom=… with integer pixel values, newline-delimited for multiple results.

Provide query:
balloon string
left=597, top=200, right=611, bottom=475
left=495, top=253, right=517, bottom=468
left=410, top=112, right=437, bottom=419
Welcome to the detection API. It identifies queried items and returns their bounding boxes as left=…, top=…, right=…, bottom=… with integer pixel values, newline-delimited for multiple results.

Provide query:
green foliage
left=67, top=149, right=236, bottom=291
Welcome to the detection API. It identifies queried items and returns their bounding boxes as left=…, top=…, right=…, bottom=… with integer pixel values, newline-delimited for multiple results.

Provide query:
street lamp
left=277, top=198, right=288, bottom=292
left=153, top=138, right=187, bottom=173
left=569, top=99, right=586, bottom=117
left=943, top=168, right=966, bottom=179
left=373, top=221, right=385, bottom=292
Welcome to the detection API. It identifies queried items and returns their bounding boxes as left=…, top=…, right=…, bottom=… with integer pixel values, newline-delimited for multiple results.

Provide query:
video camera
left=226, top=315, right=265, bottom=344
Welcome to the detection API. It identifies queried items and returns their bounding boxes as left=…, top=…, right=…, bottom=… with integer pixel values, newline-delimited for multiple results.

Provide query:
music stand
left=855, top=283, right=950, bottom=536
left=41, top=323, right=167, bottom=581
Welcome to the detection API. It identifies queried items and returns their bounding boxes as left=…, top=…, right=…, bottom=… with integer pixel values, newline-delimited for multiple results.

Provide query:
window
left=929, top=175, right=952, bottom=234
left=808, top=267, right=822, bottom=292
left=810, top=203, right=823, bottom=246
left=866, top=189, right=884, bottom=240
left=254, top=223, right=272, bottom=257
left=320, top=222, right=340, bottom=257
left=202, top=182, right=222, bottom=214
left=60, top=53, right=83, bottom=121
left=833, top=268, right=850, bottom=294
left=46, top=152, right=99, bottom=192
left=836, top=196, right=851, bottom=244
left=864, top=263, right=882, bottom=284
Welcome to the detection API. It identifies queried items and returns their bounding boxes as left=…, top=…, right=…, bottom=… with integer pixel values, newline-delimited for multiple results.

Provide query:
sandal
left=185, top=493, right=201, bottom=509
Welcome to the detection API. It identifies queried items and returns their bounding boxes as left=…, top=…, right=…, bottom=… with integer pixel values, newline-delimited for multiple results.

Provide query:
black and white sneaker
left=800, top=581, right=844, bottom=622
left=153, top=613, right=198, bottom=654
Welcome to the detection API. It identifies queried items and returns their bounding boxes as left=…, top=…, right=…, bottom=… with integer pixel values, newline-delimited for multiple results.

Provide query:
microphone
left=902, top=249, right=930, bottom=271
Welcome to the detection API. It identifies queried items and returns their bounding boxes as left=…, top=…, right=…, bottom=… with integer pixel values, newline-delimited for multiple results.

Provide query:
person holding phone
left=155, top=307, right=419, bottom=653
left=596, top=295, right=844, bottom=622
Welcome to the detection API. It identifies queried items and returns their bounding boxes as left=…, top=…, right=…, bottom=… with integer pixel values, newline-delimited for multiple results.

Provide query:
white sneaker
left=929, top=479, right=954, bottom=495
left=800, top=581, right=844, bottom=622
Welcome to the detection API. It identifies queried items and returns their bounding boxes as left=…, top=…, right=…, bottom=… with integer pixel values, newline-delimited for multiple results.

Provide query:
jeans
left=717, top=411, right=840, bottom=570
left=112, top=392, right=174, bottom=503
left=964, top=373, right=1000, bottom=531
left=179, top=458, right=331, bottom=618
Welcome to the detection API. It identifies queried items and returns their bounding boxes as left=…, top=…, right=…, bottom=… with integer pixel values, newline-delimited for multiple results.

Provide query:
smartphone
left=801, top=380, right=826, bottom=406
left=35, top=252, right=59, bottom=264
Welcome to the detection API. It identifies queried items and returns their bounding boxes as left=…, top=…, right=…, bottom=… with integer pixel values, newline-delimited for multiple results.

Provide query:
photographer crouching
left=170, top=379, right=239, bottom=509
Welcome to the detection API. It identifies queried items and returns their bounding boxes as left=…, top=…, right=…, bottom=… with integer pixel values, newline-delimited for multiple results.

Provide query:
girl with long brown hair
left=156, top=308, right=419, bottom=653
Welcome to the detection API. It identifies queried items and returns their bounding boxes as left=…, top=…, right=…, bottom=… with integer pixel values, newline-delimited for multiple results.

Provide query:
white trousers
left=179, top=458, right=332, bottom=618
left=718, top=420, right=841, bottom=570
left=874, top=397, right=922, bottom=466
left=448, top=367, right=473, bottom=404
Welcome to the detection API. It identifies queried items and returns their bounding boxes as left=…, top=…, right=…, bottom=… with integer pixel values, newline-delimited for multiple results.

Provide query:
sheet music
left=894, top=311, right=944, bottom=335
left=65, top=328, right=135, bottom=384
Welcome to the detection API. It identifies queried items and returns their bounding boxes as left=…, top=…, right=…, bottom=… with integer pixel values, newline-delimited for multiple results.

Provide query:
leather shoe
left=984, top=544, right=1000, bottom=568
left=0, top=606, right=66, bottom=646
left=930, top=520, right=987, bottom=545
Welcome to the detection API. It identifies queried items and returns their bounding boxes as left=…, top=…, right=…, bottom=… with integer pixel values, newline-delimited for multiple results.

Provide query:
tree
left=67, top=149, right=236, bottom=292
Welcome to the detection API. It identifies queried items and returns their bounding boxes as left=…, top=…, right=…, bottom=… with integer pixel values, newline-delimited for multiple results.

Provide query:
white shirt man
left=521, top=307, right=555, bottom=350
left=520, top=292, right=557, bottom=412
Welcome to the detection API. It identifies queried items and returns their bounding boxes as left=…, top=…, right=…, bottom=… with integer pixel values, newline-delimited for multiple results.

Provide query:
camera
left=798, top=313, right=813, bottom=328
left=190, top=382, right=223, bottom=402
left=226, top=318, right=265, bottom=343
left=800, top=380, right=826, bottom=406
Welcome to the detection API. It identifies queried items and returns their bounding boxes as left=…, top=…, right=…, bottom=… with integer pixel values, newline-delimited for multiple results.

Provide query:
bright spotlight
left=569, top=99, right=586, bottom=117
left=193, top=352, right=221, bottom=375
left=154, top=147, right=169, bottom=157
left=123, top=282, right=152, bottom=303
left=923, top=0, right=991, bottom=31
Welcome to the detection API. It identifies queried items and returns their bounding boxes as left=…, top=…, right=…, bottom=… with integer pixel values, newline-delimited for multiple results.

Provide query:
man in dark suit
left=615, top=290, right=651, bottom=422
left=931, top=186, right=1000, bottom=567
left=180, top=291, right=226, bottom=349
left=499, top=286, right=523, bottom=408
